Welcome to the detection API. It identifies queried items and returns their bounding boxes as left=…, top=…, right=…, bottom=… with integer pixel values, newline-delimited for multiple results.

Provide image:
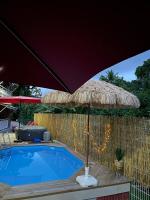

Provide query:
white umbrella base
left=76, top=174, right=98, bottom=187
left=76, top=167, right=98, bottom=187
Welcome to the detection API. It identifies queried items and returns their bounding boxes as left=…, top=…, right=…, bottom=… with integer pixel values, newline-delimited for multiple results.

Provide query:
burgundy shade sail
left=0, top=1, right=149, bottom=93
left=0, top=96, right=41, bottom=104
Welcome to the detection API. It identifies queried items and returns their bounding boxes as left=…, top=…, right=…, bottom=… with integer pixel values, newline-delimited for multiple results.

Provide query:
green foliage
left=135, top=59, right=150, bottom=81
left=9, top=84, right=42, bottom=124
left=133, top=59, right=150, bottom=117
left=100, top=70, right=118, bottom=83
left=13, top=85, right=42, bottom=97
left=115, top=148, right=125, bottom=161
left=34, top=104, right=52, bottom=113
left=36, top=105, right=87, bottom=114
left=99, top=70, right=131, bottom=91
left=19, top=104, right=41, bottom=124
left=98, top=59, right=150, bottom=117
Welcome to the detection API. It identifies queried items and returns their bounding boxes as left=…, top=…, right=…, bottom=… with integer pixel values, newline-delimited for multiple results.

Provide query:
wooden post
left=86, top=103, right=90, bottom=167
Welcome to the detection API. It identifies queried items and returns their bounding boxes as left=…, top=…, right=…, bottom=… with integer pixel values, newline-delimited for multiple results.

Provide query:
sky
left=41, top=50, right=150, bottom=96
left=93, top=50, right=150, bottom=81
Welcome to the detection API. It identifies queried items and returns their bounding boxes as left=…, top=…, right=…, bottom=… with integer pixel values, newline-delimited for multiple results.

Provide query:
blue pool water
left=0, top=145, right=84, bottom=186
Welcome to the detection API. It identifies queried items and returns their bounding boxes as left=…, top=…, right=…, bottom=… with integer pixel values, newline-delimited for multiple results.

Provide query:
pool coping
left=3, top=182, right=130, bottom=200
left=0, top=142, right=130, bottom=200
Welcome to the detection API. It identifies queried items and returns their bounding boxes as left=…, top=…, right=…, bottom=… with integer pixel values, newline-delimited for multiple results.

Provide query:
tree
left=13, top=85, right=41, bottom=97
left=100, top=70, right=119, bottom=83
left=135, top=59, right=150, bottom=89
left=132, top=59, right=150, bottom=117
left=99, top=70, right=131, bottom=91
left=98, top=59, right=150, bottom=117
left=8, top=84, right=42, bottom=124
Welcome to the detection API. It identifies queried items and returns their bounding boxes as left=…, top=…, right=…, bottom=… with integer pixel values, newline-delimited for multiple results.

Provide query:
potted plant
left=114, top=148, right=125, bottom=172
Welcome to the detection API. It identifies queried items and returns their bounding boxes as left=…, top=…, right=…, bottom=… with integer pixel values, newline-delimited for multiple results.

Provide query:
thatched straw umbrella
left=42, top=80, right=140, bottom=186
left=42, top=90, right=71, bottom=105
left=69, top=80, right=140, bottom=108
left=43, top=80, right=140, bottom=108
left=68, top=80, right=140, bottom=164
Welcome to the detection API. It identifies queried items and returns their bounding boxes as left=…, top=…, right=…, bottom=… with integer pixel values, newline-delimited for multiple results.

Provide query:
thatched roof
left=42, top=80, right=140, bottom=108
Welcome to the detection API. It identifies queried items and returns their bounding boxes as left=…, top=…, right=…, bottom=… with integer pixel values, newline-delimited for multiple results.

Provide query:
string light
left=90, top=123, right=111, bottom=153
left=74, top=121, right=111, bottom=154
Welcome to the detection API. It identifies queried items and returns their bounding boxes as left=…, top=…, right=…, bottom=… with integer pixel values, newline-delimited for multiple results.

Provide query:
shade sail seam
left=0, top=19, right=71, bottom=93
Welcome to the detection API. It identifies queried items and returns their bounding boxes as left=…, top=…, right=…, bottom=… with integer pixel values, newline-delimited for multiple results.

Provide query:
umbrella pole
left=76, top=103, right=97, bottom=187
left=86, top=103, right=90, bottom=167
left=19, top=101, right=21, bottom=128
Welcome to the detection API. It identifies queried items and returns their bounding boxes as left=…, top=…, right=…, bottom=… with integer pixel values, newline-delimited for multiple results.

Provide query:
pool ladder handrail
left=0, top=132, right=11, bottom=149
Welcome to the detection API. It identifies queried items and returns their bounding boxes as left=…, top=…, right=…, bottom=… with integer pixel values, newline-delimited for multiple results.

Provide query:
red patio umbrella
left=0, top=1, right=149, bottom=93
left=0, top=96, right=41, bottom=104
left=0, top=96, right=41, bottom=127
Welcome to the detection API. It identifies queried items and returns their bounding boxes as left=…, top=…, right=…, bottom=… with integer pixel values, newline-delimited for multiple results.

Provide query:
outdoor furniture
left=16, top=125, right=47, bottom=141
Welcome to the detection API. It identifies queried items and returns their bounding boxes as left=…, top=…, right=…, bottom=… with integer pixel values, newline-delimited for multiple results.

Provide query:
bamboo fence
left=34, top=113, right=150, bottom=187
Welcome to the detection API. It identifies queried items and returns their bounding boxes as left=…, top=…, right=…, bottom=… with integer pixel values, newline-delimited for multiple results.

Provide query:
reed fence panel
left=34, top=113, right=150, bottom=188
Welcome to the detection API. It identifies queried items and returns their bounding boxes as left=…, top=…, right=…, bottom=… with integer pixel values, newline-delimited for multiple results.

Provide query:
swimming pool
left=0, top=145, right=84, bottom=186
